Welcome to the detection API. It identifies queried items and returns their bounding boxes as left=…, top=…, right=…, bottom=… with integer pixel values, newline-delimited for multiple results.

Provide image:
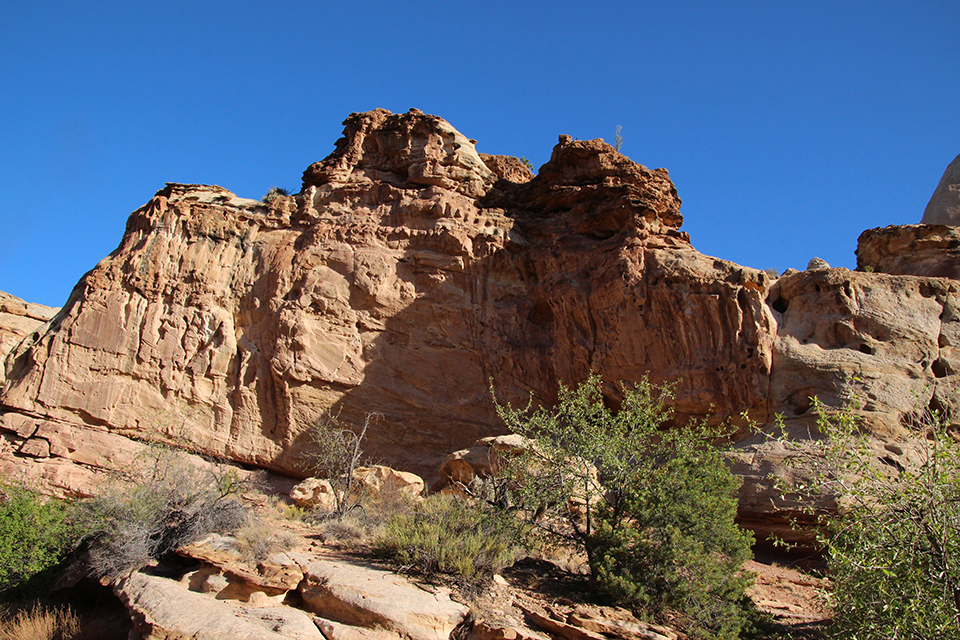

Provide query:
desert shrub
left=261, top=186, right=290, bottom=202
left=304, top=412, right=380, bottom=518
left=314, top=511, right=375, bottom=543
left=493, top=373, right=754, bottom=640
left=78, top=446, right=249, bottom=579
left=233, top=521, right=297, bottom=563
left=777, top=399, right=960, bottom=639
left=0, top=481, right=81, bottom=596
left=375, top=493, right=525, bottom=590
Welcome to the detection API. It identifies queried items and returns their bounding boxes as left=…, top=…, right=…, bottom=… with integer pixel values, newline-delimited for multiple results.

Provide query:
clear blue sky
left=2, top=1, right=958, bottom=307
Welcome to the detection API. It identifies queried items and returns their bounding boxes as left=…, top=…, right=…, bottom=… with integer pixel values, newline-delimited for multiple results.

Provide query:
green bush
left=493, top=373, right=754, bottom=639
left=0, top=480, right=80, bottom=596
left=777, top=399, right=960, bottom=639
left=78, top=446, right=248, bottom=580
left=375, top=493, right=525, bottom=590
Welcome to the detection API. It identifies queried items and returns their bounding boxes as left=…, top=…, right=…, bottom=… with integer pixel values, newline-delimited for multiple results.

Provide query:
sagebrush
left=78, top=446, right=248, bottom=579
left=375, top=493, right=525, bottom=590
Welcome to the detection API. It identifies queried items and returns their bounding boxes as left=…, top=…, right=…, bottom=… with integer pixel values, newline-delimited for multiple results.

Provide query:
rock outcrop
left=116, top=570, right=324, bottom=640
left=2, top=109, right=957, bottom=540
left=921, top=153, right=960, bottom=225
left=0, top=108, right=775, bottom=486
left=857, top=224, right=960, bottom=278
left=0, top=291, right=57, bottom=385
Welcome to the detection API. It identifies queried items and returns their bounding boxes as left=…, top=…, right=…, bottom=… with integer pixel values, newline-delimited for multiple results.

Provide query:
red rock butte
left=2, top=108, right=958, bottom=542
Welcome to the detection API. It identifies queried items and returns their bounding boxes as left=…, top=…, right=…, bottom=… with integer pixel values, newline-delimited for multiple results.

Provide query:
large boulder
left=299, top=558, right=469, bottom=640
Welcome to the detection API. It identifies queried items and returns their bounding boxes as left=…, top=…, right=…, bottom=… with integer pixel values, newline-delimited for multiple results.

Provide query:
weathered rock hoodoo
left=2, top=109, right=958, bottom=539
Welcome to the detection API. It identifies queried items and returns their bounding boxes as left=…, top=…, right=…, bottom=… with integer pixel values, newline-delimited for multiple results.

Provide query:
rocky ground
left=35, top=483, right=829, bottom=640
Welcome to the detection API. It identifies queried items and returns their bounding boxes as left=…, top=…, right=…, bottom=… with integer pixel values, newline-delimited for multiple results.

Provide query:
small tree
left=305, top=411, right=380, bottom=518
left=493, top=373, right=754, bottom=639
left=776, top=398, right=960, bottom=639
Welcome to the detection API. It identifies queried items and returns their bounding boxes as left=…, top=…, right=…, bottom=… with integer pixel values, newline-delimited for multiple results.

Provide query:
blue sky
left=2, top=1, right=958, bottom=307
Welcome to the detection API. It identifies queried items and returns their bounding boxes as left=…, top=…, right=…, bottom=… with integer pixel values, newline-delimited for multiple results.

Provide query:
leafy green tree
left=0, top=480, right=80, bottom=595
left=777, top=399, right=960, bottom=639
left=493, top=373, right=754, bottom=639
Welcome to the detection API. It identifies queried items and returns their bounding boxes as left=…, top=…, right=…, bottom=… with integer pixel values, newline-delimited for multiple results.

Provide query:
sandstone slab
left=116, top=570, right=323, bottom=640
left=299, top=558, right=469, bottom=640
left=179, top=533, right=304, bottom=599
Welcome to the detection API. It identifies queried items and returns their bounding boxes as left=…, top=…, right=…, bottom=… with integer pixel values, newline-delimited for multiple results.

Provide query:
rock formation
left=1, top=108, right=958, bottom=540
left=921, top=153, right=960, bottom=225
left=0, top=291, right=57, bottom=385
left=857, top=224, right=960, bottom=278
left=0, top=108, right=775, bottom=483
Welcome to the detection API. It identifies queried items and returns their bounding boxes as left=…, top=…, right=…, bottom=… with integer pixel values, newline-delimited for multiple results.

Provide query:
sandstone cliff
left=0, top=291, right=58, bottom=386
left=2, top=109, right=957, bottom=538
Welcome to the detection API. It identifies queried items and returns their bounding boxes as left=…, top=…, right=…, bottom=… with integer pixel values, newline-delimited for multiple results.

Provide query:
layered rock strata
left=0, top=109, right=775, bottom=480
left=0, top=291, right=57, bottom=385
left=2, top=109, right=957, bottom=538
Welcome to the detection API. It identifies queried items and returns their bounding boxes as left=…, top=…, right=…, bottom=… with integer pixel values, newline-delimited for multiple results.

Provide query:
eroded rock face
left=2, top=108, right=957, bottom=541
left=0, top=291, right=57, bottom=385
left=0, top=109, right=775, bottom=486
left=857, top=224, right=960, bottom=278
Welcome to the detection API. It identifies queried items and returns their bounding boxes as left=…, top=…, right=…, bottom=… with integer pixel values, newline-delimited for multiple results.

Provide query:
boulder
left=290, top=478, right=337, bottom=510
left=921, top=153, right=960, bottom=225
left=299, top=558, right=469, bottom=640
left=178, top=534, right=304, bottom=602
left=115, top=570, right=323, bottom=640
left=352, top=465, right=425, bottom=503
left=438, top=434, right=531, bottom=487
left=290, top=466, right=424, bottom=510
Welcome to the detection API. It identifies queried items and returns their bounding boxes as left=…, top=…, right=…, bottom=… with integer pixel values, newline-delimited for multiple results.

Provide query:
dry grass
left=234, top=520, right=297, bottom=563
left=0, top=603, right=80, bottom=640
